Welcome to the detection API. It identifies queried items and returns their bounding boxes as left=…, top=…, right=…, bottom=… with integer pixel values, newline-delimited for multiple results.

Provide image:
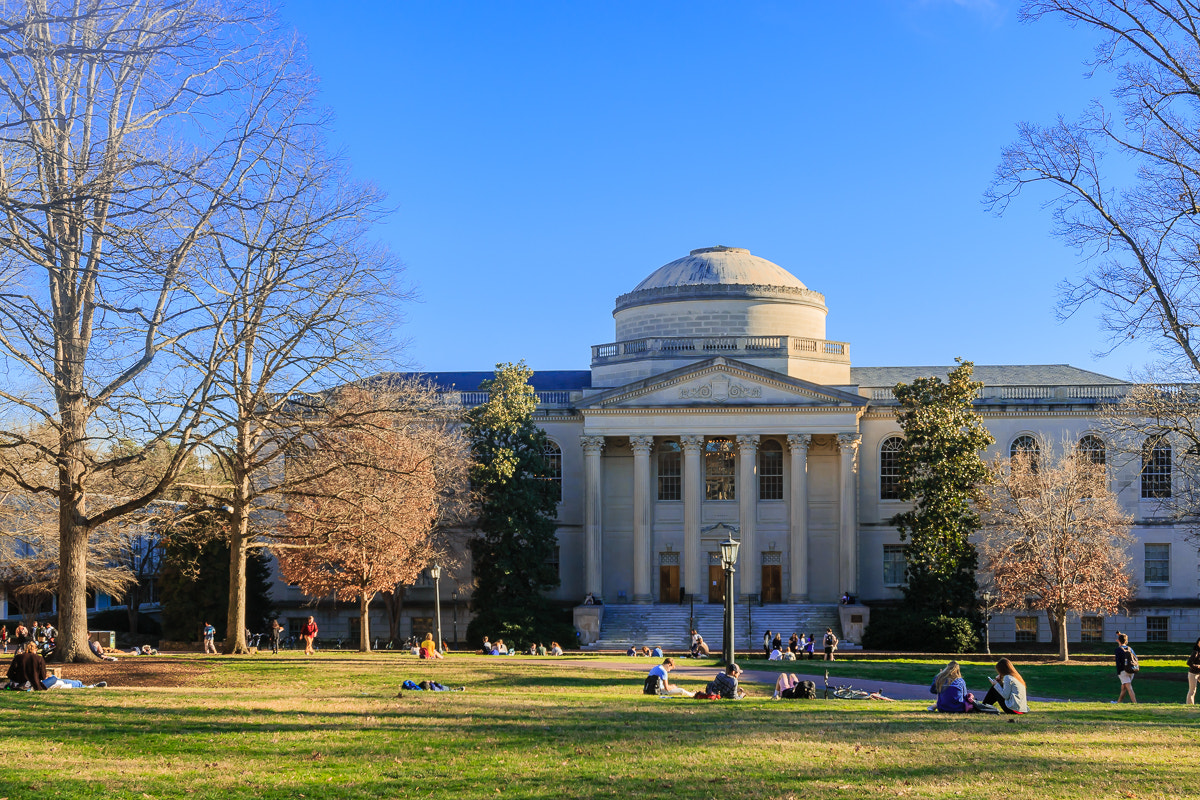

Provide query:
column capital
left=736, top=434, right=760, bottom=452
left=580, top=435, right=606, bottom=454
left=680, top=435, right=704, bottom=452
left=629, top=435, right=654, bottom=455
left=836, top=433, right=862, bottom=452
left=786, top=433, right=812, bottom=453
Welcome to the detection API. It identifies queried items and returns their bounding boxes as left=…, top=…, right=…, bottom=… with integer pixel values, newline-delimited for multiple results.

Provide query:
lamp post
left=719, top=533, right=740, bottom=666
left=451, top=591, right=458, bottom=649
left=981, top=590, right=995, bottom=655
left=429, top=564, right=443, bottom=654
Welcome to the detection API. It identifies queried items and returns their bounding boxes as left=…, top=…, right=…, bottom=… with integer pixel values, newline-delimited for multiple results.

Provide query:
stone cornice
left=583, top=405, right=862, bottom=415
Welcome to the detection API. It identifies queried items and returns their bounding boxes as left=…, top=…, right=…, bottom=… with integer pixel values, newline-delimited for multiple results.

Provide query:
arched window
left=657, top=440, right=681, bottom=501
left=542, top=440, right=562, bottom=503
left=758, top=440, right=783, bottom=500
left=1010, top=435, right=1041, bottom=471
left=1077, top=434, right=1106, bottom=466
left=880, top=436, right=903, bottom=500
left=705, top=437, right=736, bottom=500
left=1142, top=436, right=1172, bottom=499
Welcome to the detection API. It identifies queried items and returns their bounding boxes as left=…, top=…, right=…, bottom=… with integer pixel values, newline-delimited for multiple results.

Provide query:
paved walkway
left=586, top=659, right=1061, bottom=702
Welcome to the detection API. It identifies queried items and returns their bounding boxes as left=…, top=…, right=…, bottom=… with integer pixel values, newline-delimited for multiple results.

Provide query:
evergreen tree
left=890, top=359, right=993, bottom=616
left=465, top=362, right=568, bottom=648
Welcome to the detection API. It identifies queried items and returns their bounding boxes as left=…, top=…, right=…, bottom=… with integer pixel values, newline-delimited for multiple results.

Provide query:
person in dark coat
left=6, top=642, right=48, bottom=690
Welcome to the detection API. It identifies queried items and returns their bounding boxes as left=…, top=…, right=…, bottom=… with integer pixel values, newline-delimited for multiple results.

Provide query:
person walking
left=0, top=625, right=7, bottom=654
left=202, top=621, right=217, bottom=654
left=270, top=619, right=283, bottom=655
left=301, top=616, right=318, bottom=655
left=763, top=629, right=772, bottom=657
left=1114, top=631, right=1138, bottom=704
left=1186, top=637, right=1200, bottom=704
left=823, top=628, right=839, bottom=661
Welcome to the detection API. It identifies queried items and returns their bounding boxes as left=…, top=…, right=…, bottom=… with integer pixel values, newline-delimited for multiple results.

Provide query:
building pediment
left=577, top=357, right=867, bottom=410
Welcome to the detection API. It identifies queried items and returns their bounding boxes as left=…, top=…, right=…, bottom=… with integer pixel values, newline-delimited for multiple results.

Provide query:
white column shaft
left=737, top=434, right=759, bottom=599
left=631, top=436, right=654, bottom=603
left=681, top=435, right=704, bottom=603
left=838, top=434, right=861, bottom=596
left=581, top=436, right=605, bottom=597
left=787, top=434, right=810, bottom=602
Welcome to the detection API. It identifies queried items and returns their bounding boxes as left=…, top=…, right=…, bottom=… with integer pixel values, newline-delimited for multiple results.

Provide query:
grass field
left=4, top=653, right=1200, bottom=799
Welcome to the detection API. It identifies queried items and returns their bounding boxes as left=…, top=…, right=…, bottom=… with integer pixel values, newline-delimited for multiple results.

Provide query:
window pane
left=705, top=438, right=736, bottom=500
left=1146, top=615, right=1169, bottom=643
left=1142, top=437, right=1172, bottom=499
left=542, top=441, right=562, bottom=503
left=657, top=441, right=681, bottom=501
left=880, top=436, right=903, bottom=500
left=1145, top=543, right=1170, bottom=584
left=1080, top=616, right=1103, bottom=643
left=1010, top=435, right=1040, bottom=471
left=1077, top=435, right=1106, bottom=466
left=758, top=440, right=783, bottom=501
left=883, top=544, right=906, bottom=585
left=1015, top=616, right=1038, bottom=643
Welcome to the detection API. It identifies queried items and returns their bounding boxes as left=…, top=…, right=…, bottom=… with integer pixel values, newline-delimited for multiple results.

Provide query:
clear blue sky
left=277, top=0, right=1155, bottom=381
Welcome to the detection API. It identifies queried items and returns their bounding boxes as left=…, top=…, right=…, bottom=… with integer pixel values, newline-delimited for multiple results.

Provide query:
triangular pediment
left=578, top=357, right=867, bottom=410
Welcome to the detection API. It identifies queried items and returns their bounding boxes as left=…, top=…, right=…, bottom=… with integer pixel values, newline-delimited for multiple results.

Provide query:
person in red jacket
left=301, top=616, right=318, bottom=655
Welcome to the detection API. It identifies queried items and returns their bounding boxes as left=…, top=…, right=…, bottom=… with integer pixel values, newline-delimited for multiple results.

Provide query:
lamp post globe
left=430, top=564, right=443, bottom=655
left=719, top=533, right=740, bottom=666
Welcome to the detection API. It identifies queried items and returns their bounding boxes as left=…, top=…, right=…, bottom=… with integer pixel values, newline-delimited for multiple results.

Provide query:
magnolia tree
left=981, top=439, right=1135, bottom=661
left=276, top=388, right=468, bottom=652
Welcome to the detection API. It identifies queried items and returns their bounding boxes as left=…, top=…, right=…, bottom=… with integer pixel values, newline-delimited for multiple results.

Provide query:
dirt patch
left=48, top=657, right=213, bottom=688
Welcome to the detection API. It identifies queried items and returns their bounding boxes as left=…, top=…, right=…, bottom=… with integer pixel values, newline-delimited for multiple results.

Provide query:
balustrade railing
left=591, top=335, right=851, bottom=362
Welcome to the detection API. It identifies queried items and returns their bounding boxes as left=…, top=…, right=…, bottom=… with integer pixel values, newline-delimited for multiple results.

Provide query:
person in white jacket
left=981, top=658, right=1029, bottom=714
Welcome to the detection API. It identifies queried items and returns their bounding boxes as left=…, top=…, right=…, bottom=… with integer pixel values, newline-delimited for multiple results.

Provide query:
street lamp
left=981, top=589, right=995, bottom=656
left=719, top=533, right=740, bottom=667
left=429, top=563, right=443, bottom=655
left=451, top=590, right=458, bottom=649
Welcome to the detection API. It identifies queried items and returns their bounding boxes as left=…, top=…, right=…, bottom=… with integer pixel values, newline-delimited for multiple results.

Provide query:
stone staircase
left=582, top=603, right=845, bottom=652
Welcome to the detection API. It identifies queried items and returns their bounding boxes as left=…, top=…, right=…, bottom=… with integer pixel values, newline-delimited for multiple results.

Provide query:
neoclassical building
left=417, top=245, right=1196, bottom=647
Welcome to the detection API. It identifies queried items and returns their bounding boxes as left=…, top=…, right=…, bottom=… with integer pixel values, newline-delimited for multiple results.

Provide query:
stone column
left=630, top=435, right=654, bottom=603
left=736, top=434, right=759, bottom=599
left=581, top=435, right=606, bottom=598
left=787, top=434, right=811, bottom=602
left=680, top=435, right=704, bottom=604
left=837, top=433, right=861, bottom=596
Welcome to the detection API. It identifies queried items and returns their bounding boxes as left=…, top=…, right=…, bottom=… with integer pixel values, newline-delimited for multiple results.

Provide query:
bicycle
left=824, top=671, right=895, bottom=701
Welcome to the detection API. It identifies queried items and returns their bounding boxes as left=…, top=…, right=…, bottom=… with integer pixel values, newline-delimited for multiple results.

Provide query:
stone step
left=583, top=604, right=844, bottom=651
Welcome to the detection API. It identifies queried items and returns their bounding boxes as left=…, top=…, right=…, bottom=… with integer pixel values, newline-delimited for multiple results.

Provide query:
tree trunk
left=1056, top=608, right=1069, bottom=662
left=360, top=592, right=371, bottom=652
left=224, top=523, right=250, bottom=655
left=53, top=407, right=98, bottom=663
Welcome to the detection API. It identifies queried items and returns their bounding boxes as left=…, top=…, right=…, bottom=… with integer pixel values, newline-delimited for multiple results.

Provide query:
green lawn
left=5, top=653, right=1200, bottom=799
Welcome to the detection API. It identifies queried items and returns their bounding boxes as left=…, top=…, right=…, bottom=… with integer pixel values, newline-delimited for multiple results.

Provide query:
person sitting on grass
left=6, top=642, right=47, bottom=690
left=648, top=657, right=691, bottom=696
left=768, top=646, right=783, bottom=661
left=981, top=658, right=1028, bottom=714
left=691, top=635, right=711, bottom=658
left=550, top=642, right=563, bottom=656
left=705, top=662, right=747, bottom=699
left=930, top=661, right=972, bottom=712
left=89, top=639, right=118, bottom=662
left=419, top=633, right=444, bottom=659
left=626, top=646, right=637, bottom=657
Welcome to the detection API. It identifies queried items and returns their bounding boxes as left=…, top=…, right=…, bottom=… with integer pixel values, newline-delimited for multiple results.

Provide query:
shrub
left=862, top=608, right=979, bottom=653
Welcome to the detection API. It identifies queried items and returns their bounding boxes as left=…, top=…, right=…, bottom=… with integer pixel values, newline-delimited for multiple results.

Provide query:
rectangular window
left=1145, top=543, right=1170, bottom=585
left=1146, top=615, right=1169, bottom=642
left=288, top=618, right=304, bottom=639
left=411, top=617, right=433, bottom=641
left=882, top=544, right=906, bottom=586
left=348, top=616, right=361, bottom=645
left=1015, top=616, right=1038, bottom=643
left=658, top=446, right=681, bottom=501
left=758, top=443, right=783, bottom=501
left=1080, top=616, right=1103, bottom=643
left=704, top=438, right=736, bottom=501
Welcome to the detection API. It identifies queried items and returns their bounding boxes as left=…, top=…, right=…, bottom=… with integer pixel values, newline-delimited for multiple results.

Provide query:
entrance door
left=659, top=565, right=679, bottom=603
left=761, top=565, right=782, bottom=603
left=709, top=565, right=724, bottom=603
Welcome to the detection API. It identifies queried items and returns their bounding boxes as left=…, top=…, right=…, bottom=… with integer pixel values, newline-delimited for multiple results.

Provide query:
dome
left=632, top=246, right=807, bottom=292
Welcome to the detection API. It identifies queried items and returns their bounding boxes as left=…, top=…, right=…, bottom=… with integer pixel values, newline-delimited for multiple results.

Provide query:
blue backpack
left=402, top=679, right=421, bottom=690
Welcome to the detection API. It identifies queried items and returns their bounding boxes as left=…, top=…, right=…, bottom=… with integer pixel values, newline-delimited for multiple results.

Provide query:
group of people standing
left=0, top=621, right=55, bottom=655
left=762, top=628, right=838, bottom=661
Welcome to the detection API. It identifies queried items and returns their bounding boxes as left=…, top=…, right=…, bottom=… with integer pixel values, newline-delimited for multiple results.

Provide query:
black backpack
left=782, top=680, right=817, bottom=700
left=643, top=674, right=663, bottom=695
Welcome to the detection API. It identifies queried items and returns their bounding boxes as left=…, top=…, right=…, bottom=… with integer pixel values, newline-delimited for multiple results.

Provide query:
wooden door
left=709, top=565, right=724, bottom=603
left=761, top=565, right=782, bottom=603
left=659, top=565, right=679, bottom=603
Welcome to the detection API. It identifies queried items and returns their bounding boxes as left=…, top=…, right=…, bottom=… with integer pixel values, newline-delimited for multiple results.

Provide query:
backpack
left=781, top=680, right=817, bottom=700
left=402, top=679, right=421, bottom=690
left=643, top=674, right=663, bottom=695
left=1124, top=646, right=1140, bottom=674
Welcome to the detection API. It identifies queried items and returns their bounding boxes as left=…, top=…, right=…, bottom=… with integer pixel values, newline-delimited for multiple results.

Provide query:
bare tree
left=0, top=1, right=321, bottom=661
left=980, top=438, right=1135, bottom=661
left=276, top=387, right=468, bottom=652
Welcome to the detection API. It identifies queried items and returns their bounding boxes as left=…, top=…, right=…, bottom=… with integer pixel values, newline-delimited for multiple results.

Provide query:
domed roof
left=632, top=246, right=807, bottom=292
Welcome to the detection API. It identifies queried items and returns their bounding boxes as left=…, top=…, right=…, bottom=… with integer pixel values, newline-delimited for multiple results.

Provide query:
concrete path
left=584, top=659, right=1062, bottom=702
